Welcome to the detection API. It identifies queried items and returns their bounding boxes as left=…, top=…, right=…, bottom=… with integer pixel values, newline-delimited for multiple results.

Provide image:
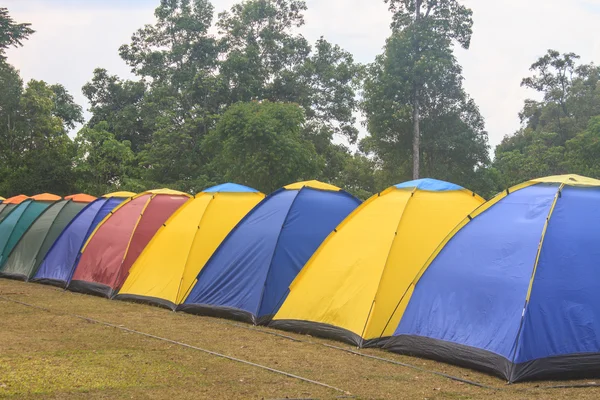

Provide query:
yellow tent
left=115, top=183, right=265, bottom=309
left=270, top=178, right=484, bottom=346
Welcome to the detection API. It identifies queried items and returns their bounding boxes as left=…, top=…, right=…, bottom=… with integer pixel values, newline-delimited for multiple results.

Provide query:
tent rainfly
left=0, top=195, right=29, bottom=224
left=0, top=194, right=96, bottom=280
left=0, top=194, right=61, bottom=269
left=178, top=181, right=362, bottom=325
left=32, top=192, right=135, bottom=288
left=69, top=189, right=190, bottom=298
left=116, top=183, right=265, bottom=310
left=384, top=174, right=600, bottom=382
left=271, top=179, right=484, bottom=346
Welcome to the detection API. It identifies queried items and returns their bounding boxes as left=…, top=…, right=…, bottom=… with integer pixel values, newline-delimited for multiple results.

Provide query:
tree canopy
left=0, top=3, right=599, bottom=202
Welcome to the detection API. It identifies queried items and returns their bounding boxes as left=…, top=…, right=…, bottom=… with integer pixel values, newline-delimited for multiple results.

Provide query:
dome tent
left=271, top=179, right=484, bottom=346
left=0, top=195, right=28, bottom=223
left=179, top=181, right=362, bottom=324
left=0, top=194, right=62, bottom=269
left=384, top=174, right=600, bottom=382
left=0, top=194, right=96, bottom=281
left=69, top=189, right=190, bottom=298
left=116, top=183, right=265, bottom=310
left=32, top=191, right=135, bottom=288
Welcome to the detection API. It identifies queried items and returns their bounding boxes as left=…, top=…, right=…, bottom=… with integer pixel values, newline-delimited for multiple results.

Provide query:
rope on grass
left=0, top=295, right=351, bottom=396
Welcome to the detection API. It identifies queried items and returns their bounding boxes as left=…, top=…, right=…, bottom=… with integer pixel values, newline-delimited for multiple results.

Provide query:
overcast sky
left=5, top=0, right=600, bottom=150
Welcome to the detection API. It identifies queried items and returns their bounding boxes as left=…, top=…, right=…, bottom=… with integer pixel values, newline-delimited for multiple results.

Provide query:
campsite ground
left=0, top=280, right=599, bottom=400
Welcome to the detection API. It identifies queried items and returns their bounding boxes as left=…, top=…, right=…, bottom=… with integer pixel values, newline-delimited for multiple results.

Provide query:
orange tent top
left=30, top=193, right=61, bottom=201
left=65, top=194, right=97, bottom=203
left=3, top=195, right=29, bottom=204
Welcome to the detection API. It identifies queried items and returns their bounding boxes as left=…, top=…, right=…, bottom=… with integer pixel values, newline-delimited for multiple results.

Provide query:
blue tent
left=178, top=181, right=361, bottom=324
left=383, top=175, right=600, bottom=382
left=31, top=192, right=134, bottom=288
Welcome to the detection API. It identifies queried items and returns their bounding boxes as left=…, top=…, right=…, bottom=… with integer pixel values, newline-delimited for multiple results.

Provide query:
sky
left=4, top=0, right=600, bottom=150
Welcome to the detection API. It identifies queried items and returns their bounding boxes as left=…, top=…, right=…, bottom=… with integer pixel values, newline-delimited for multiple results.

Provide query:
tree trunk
left=412, top=0, right=422, bottom=180
left=412, top=87, right=420, bottom=179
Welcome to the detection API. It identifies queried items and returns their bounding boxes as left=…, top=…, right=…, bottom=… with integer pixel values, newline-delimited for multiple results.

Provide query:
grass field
left=1, top=280, right=600, bottom=399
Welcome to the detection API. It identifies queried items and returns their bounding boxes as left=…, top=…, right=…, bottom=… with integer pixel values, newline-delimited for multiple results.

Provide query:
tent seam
left=0, top=198, right=62, bottom=270
left=257, top=187, right=306, bottom=321
left=109, top=194, right=155, bottom=294
left=507, top=182, right=565, bottom=381
left=176, top=194, right=218, bottom=304
left=361, top=187, right=419, bottom=343
left=26, top=200, right=72, bottom=279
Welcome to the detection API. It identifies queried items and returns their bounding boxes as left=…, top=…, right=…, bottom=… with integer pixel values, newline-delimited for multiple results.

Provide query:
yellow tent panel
left=271, top=178, right=484, bottom=345
left=116, top=184, right=265, bottom=309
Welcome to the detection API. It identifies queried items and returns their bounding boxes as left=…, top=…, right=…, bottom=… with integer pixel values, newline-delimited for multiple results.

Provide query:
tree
left=205, top=101, right=321, bottom=193
left=562, top=117, right=600, bottom=178
left=0, top=7, right=34, bottom=60
left=362, top=12, right=489, bottom=188
left=375, top=0, right=475, bottom=179
left=82, top=68, right=153, bottom=152
left=494, top=51, right=600, bottom=185
left=217, top=0, right=362, bottom=143
left=73, top=122, right=137, bottom=196
left=0, top=80, right=77, bottom=196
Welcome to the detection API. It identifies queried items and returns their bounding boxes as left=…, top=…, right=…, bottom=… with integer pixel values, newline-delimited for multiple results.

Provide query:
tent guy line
left=4, top=291, right=600, bottom=393
left=0, top=294, right=351, bottom=396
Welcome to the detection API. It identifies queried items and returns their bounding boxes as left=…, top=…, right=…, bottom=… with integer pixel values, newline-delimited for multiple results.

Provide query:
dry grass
left=1, top=279, right=600, bottom=399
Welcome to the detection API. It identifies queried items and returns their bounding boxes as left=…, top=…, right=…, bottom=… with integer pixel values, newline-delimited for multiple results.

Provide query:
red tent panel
left=115, top=195, right=189, bottom=289
left=72, top=194, right=151, bottom=288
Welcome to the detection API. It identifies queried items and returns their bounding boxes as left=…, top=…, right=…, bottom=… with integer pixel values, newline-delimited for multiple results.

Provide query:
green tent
left=0, top=196, right=94, bottom=280
left=0, top=194, right=62, bottom=269
left=0, top=195, right=29, bottom=224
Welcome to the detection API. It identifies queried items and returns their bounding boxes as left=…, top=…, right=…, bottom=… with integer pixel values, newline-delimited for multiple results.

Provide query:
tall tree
left=0, top=7, right=34, bottom=60
left=362, top=0, right=488, bottom=187
left=368, top=0, right=475, bottom=179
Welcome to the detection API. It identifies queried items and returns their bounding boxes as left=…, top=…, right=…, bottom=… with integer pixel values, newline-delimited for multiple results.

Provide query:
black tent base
left=383, top=334, right=600, bottom=383
left=114, top=294, right=176, bottom=311
left=177, top=304, right=259, bottom=325
left=67, top=280, right=113, bottom=298
left=0, top=272, right=29, bottom=282
left=29, top=278, right=68, bottom=289
left=269, top=319, right=364, bottom=347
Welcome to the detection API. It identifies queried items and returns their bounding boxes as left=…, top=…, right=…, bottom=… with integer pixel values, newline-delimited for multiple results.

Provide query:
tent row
left=1, top=175, right=599, bottom=383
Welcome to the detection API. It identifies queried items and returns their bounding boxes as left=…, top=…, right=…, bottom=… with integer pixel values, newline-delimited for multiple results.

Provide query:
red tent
left=69, top=189, right=191, bottom=297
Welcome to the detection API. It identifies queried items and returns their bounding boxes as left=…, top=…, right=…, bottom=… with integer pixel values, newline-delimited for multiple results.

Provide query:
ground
left=1, top=280, right=599, bottom=399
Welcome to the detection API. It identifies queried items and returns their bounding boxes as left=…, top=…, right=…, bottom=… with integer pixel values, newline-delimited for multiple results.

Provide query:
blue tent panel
left=181, top=186, right=361, bottom=323
left=258, top=189, right=361, bottom=317
left=395, top=178, right=464, bottom=192
left=32, top=197, right=125, bottom=286
left=203, top=183, right=259, bottom=193
left=394, top=184, right=558, bottom=359
left=516, top=186, right=600, bottom=364
left=183, top=189, right=298, bottom=316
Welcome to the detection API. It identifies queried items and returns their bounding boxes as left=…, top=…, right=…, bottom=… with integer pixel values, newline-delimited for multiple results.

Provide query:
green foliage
left=362, top=0, right=488, bottom=184
left=73, top=122, right=136, bottom=196
left=0, top=7, right=34, bottom=60
left=5, top=1, right=600, bottom=203
left=494, top=51, right=600, bottom=187
left=0, top=79, right=77, bottom=196
left=206, top=101, right=321, bottom=193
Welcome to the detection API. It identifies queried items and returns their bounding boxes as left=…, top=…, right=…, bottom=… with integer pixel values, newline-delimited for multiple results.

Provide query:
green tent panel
left=0, top=199, right=89, bottom=280
left=0, top=194, right=61, bottom=268
left=0, top=195, right=29, bottom=223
